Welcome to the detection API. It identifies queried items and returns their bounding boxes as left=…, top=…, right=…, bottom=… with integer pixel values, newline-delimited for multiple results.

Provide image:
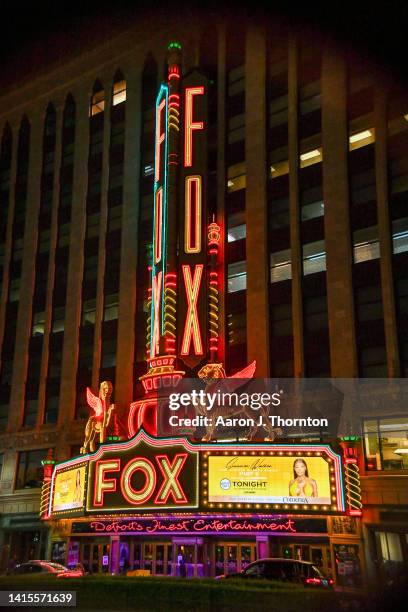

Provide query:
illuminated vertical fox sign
left=150, top=82, right=169, bottom=358
left=148, top=45, right=210, bottom=370
left=178, top=70, right=209, bottom=368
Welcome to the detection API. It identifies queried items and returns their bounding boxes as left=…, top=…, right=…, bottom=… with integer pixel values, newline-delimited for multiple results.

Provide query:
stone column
left=288, top=31, right=304, bottom=377
left=8, top=107, right=44, bottom=430
left=0, top=119, right=19, bottom=365
left=58, top=88, right=89, bottom=428
left=115, top=61, right=142, bottom=415
left=375, top=85, right=400, bottom=377
left=256, top=535, right=269, bottom=559
left=322, top=43, right=358, bottom=377
left=245, top=23, right=270, bottom=377
left=110, top=535, right=120, bottom=574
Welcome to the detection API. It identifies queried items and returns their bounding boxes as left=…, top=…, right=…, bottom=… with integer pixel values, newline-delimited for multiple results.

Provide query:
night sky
left=0, top=1, right=407, bottom=88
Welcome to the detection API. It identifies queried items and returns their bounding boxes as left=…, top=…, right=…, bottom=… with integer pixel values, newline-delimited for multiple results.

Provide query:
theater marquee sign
left=71, top=517, right=328, bottom=536
left=46, top=431, right=350, bottom=518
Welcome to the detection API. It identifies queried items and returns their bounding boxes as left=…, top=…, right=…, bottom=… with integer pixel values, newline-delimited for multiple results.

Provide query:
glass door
left=173, top=542, right=204, bottom=577
left=215, top=543, right=256, bottom=576
left=142, top=542, right=172, bottom=575
left=240, top=545, right=254, bottom=571
left=143, top=543, right=153, bottom=573
left=155, top=545, right=165, bottom=574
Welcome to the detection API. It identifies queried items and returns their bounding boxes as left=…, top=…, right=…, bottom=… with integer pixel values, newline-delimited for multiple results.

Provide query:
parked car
left=57, top=563, right=86, bottom=578
left=8, top=560, right=68, bottom=575
left=216, top=558, right=334, bottom=588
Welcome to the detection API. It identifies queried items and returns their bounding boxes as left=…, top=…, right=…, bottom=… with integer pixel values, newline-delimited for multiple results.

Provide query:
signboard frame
left=47, top=432, right=346, bottom=518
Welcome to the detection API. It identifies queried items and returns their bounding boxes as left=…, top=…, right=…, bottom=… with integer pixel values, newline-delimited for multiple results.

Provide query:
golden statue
left=80, top=381, right=115, bottom=454
left=197, top=361, right=282, bottom=442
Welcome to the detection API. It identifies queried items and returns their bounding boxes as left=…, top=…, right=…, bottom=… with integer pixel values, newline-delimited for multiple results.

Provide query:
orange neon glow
left=151, top=271, right=162, bottom=358
left=154, top=187, right=163, bottom=264
left=181, top=264, right=204, bottom=355
left=155, top=98, right=166, bottom=182
left=184, top=176, right=202, bottom=253
left=184, top=86, right=204, bottom=167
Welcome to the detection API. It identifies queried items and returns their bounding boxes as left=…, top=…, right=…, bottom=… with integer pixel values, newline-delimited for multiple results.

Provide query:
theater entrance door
left=80, top=541, right=110, bottom=573
left=214, top=542, right=256, bottom=576
left=142, top=542, right=173, bottom=575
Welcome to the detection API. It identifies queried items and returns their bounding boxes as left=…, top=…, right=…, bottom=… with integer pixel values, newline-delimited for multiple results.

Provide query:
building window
left=375, top=532, right=404, bottom=571
left=353, top=226, right=380, bottom=263
left=348, top=127, right=375, bottom=151
left=392, top=217, right=408, bottom=254
left=228, top=224, right=246, bottom=242
left=302, top=240, right=326, bottom=275
left=90, top=89, right=105, bottom=116
left=228, top=113, right=245, bottom=145
left=270, top=156, right=289, bottom=179
left=227, top=311, right=246, bottom=346
left=300, top=147, right=322, bottom=168
left=104, top=294, right=119, bottom=321
left=82, top=299, right=96, bottom=326
left=304, top=295, right=328, bottom=332
left=356, top=285, right=383, bottom=322
left=227, top=212, right=246, bottom=243
left=299, top=80, right=321, bottom=116
left=227, top=162, right=246, bottom=193
left=301, top=199, right=324, bottom=222
left=363, top=417, right=408, bottom=471
left=228, top=64, right=245, bottom=97
left=272, top=303, right=292, bottom=337
left=112, top=79, right=126, bottom=106
left=16, top=449, right=49, bottom=489
left=269, top=93, right=288, bottom=129
left=44, top=395, right=59, bottom=424
left=24, top=399, right=38, bottom=427
left=52, top=307, right=65, bottom=333
left=228, top=261, right=246, bottom=293
left=270, top=249, right=292, bottom=283
left=269, top=195, right=289, bottom=230
left=359, top=346, right=387, bottom=377
left=32, top=311, right=46, bottom=336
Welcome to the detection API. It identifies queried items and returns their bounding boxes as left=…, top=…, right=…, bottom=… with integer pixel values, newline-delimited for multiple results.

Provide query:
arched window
left=90, top=80, right=105, bottom=116
left=112, top=70, right=126, bottom=106
left=63, top=94, right=76, bottom=129
left=44, top=103, right=56, bottom=137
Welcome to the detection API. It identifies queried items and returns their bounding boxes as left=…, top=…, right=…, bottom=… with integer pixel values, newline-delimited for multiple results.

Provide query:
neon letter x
left=181, top=264, right=203, bottom=355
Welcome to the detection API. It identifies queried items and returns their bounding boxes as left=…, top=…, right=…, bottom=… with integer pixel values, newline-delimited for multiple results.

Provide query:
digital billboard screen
left=207, top=454, right=333, bottom=507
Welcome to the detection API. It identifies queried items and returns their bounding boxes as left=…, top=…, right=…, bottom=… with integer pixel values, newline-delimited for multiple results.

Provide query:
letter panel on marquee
left=86, top=437, right=199, bottom=513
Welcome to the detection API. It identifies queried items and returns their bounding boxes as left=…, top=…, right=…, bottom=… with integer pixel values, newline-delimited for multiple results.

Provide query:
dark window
left=16, top=449, right=49, bottom=489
